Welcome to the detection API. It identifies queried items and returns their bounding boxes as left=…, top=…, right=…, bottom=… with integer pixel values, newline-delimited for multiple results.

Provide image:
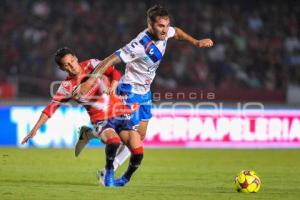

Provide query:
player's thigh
left=100, top=128, right=119, bottom=143
left=119, top=130, right=130, bottom=145
left=138, top=120, right=149, bottom=140
left=128, top=130, right=142, bottom=149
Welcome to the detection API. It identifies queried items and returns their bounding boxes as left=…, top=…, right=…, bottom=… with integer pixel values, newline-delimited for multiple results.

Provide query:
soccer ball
left=234, top=170, right=261, bottom=193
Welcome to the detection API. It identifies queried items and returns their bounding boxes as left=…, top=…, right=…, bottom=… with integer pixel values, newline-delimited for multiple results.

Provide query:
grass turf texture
left=1, top=148, right=300, bottom=200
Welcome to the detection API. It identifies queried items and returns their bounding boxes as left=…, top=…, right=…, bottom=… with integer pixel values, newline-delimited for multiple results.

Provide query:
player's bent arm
left=109, top=80, right=119, bottom=95
left=104, top=66, right=121, bottom=95
left=173, top=27, right=214, bottom=48
left=21, top=113, right=49, bottom=144
left=74, top=54, right=121, bottom=98
left=93, top=54, right=122, bottom=79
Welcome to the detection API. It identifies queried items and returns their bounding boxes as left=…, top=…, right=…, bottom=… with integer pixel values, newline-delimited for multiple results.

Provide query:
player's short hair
left=54, top=47, right=75, bottom=67
left=147, top=5, right=169, bottom=23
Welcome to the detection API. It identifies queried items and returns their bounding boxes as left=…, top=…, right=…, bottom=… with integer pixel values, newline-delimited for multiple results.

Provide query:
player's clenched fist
left=194, top=38, right=214, bottom=48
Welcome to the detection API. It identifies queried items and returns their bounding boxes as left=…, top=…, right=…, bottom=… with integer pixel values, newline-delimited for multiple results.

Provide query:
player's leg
left=137, top=120, right=149, bottom=140
left=113, top=143, right=131, bottom=170
left=75, top=121, right=106, bottom=157
left=114, top=130, right=144, bottom=186
left=75, top=126, right=98, bottom=157
left=112, top=84, right=140, bottom=169
left=111, top=112, right=139, bottom=171
left=112, top=94, right=152, bottom=169
left=98, top=127, right=121, bottom=187
left=136, top=92, right=152, bottom=140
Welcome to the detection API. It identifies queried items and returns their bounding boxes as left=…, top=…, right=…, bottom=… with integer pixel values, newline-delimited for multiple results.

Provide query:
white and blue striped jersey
left=115, top=27, right=176, bottom=94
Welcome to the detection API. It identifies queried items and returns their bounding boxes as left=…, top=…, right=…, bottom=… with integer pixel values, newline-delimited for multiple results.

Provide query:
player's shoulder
left=136, top=29, right=148, bottom=39
left=167, top=26, right=176, bottom=39
left=129, top=29, right=149, bottom=45
left=80, top=58, right=101, bottom=69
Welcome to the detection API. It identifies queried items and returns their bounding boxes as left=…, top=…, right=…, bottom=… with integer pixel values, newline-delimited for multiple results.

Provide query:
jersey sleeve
left=167, top=26, right=176, bottom=39
left=114, top=38, right=144, bottom=63
left=104, top=66, right=121, bottom=81
left=42, top=83, right=71, bottom=118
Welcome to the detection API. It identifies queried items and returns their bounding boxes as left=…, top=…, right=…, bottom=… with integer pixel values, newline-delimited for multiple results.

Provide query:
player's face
left=149, top=16, right=170, bottom=40
left=60, top=54, right=81, bottom=76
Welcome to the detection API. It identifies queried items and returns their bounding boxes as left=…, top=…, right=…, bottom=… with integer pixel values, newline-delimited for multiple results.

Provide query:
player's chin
left=159, top=35, right=167, bottom=40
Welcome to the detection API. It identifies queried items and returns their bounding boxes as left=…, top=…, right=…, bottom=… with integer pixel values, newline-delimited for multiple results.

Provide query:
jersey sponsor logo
left=130, top=41, right=138, bottom=48
left=147, top=64, right=159, bottom=74
left=130, top=53, right=135, bottom=58
left=139, top=34, right=162, bottom=63
left=143, top=56, right=150, bottom=62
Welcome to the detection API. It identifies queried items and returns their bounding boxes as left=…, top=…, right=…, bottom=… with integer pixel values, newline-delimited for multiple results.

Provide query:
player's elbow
left=174, top=27, right=183, bottom=40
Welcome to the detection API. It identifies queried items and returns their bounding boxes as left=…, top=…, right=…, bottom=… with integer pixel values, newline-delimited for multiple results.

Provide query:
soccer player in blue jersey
left=73, top=5, right=213, bottom=184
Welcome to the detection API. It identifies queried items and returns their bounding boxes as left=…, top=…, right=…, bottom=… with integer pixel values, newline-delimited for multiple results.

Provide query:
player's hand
left=194, top=38, right=214, bottom=48
left=72, top=78, right=95, bottom=100
left=21, top=130, right=37, bottom=144
left=108, top=80, right=118, bottom=95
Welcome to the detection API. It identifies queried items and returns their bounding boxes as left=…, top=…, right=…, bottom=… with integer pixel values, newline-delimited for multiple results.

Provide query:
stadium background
left=0, top=0, right=299, bottom=148
left=0, top=1, right=300, bottom=199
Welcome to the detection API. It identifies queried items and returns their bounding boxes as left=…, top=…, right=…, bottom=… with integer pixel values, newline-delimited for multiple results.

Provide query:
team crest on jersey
left=62, top=80, right=71, bottom=88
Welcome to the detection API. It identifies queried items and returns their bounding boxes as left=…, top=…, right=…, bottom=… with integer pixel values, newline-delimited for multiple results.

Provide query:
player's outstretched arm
left=94, top=54, right=121, bottom=78
left=73, top=54, right=121, bottom=98
left=173, top=27, right=214, bottom=48
left=21, top=113, right=49, bottom=144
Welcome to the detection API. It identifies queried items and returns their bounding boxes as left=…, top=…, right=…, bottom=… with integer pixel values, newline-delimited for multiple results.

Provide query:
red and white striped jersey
left=42, top=59, right=138, bottom=123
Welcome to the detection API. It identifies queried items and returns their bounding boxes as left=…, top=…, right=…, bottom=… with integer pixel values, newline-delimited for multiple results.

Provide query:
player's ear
left=147, top=18, right=153, bottom=30
left=74, top=55, right=79, bottom=62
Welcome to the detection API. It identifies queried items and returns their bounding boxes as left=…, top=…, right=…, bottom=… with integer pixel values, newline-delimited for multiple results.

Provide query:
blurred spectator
left=0, top=0, right=299, bottom=97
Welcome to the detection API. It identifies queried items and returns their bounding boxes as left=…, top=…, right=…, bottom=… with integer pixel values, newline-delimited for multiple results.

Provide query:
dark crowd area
left=0, top=0, right=299, bottom=97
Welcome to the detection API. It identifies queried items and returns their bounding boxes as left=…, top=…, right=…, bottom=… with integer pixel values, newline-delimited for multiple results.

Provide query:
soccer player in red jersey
left=21, top=47, right=144, bottom=187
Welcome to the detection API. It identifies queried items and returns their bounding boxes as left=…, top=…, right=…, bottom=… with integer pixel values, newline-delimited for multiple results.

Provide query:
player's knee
left=131, top=146, right=143, bottom=154
left=105, top=136, right=121, bottom=145
left=137, top=121, right=149, bottom=141
left=128, top=131, right=142, bottom=149
left=137, top=130, right=146, bottom=140
left=101, top=128, right=119, bottom=143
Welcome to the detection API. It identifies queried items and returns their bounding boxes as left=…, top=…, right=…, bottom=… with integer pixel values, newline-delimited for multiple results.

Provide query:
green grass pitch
left=1, top=148, right=300, bottom=200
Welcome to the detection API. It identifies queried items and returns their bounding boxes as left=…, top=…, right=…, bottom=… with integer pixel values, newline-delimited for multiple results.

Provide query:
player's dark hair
left=147, top=5, right=169, bottom=23
left=54, top=47, right=75, bottom=67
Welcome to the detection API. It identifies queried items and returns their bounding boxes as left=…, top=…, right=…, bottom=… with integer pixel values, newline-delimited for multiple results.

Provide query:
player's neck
left=69, top=68, right=83, bottom=79
left=146, top=29, right=159, bottom=41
